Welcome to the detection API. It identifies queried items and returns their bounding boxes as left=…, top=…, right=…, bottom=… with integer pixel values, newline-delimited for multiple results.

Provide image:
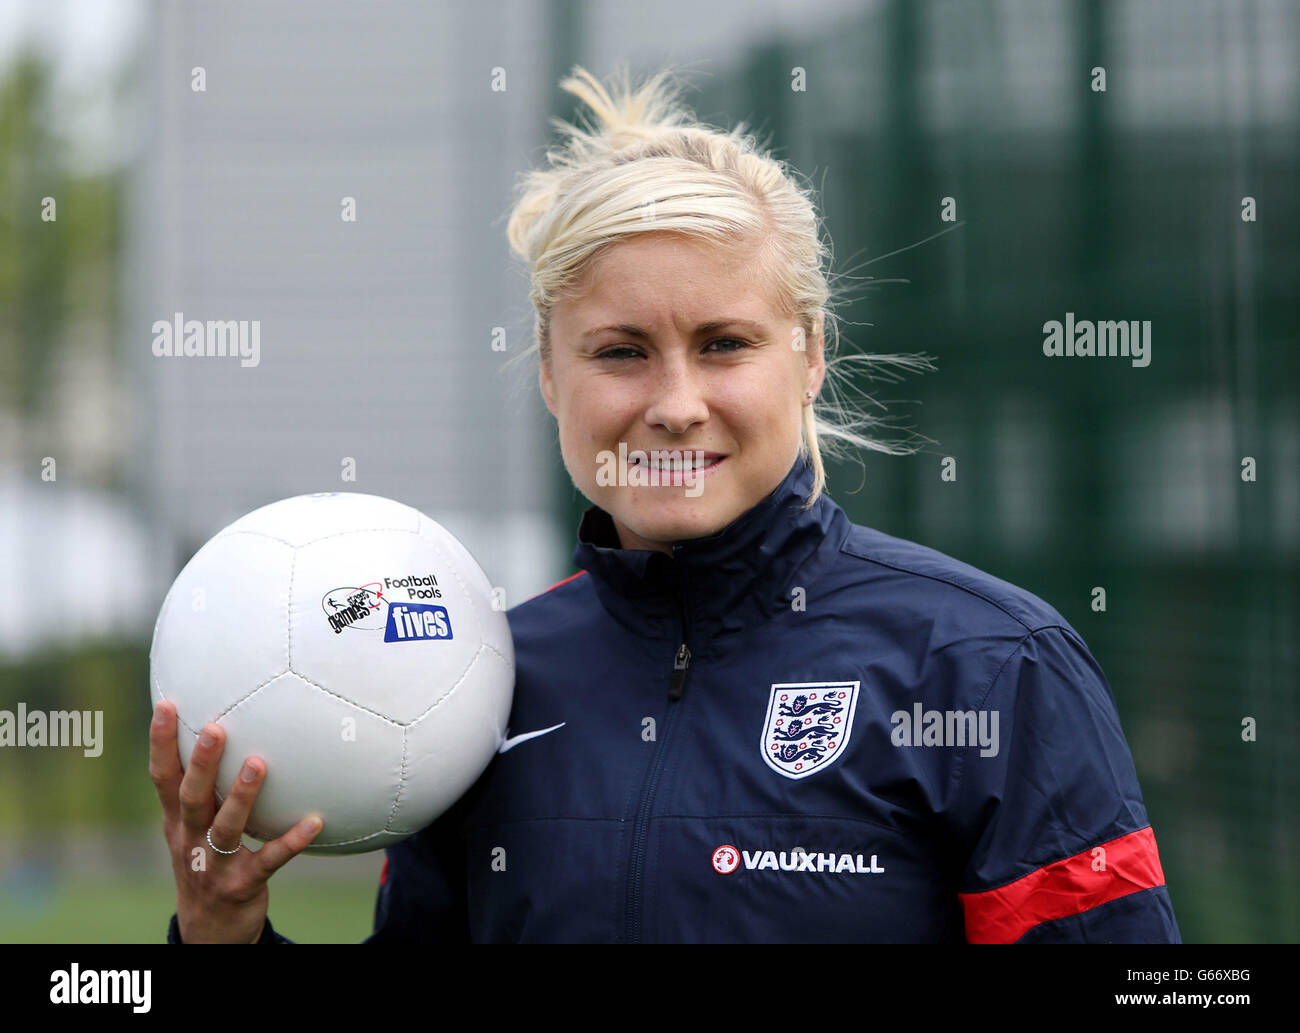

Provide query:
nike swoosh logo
left=497, top=722, right=566, bottom=754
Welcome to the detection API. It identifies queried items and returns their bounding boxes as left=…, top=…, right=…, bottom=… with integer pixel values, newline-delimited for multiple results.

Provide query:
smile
left=595, top=445, right=728, bottom=494
left=628, top=451, right=725, bottom=473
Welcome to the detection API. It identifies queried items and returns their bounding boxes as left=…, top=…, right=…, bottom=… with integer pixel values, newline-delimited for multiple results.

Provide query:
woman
left=153, top=65, right=1180, bottom=944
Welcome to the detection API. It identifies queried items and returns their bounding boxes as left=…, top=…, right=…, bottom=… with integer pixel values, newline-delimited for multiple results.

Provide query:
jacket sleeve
left=364, top=797, right=471, bottom=943
left=950, top=625, right=1181, bottom=943
left=164, top=795, right=472, bottom=944
left=166, top=912, right=292, bottom=943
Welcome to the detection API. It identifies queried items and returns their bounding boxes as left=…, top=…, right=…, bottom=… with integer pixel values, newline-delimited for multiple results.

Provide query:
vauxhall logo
left=712, top=843, right=885, bottom=875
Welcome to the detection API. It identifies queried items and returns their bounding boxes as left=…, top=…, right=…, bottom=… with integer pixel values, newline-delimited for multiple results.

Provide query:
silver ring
left=206, top=826, right=242, bottom=855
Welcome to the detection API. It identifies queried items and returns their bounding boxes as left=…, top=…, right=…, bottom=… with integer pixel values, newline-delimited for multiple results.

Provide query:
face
left=540, top=232, right=825, bottom=554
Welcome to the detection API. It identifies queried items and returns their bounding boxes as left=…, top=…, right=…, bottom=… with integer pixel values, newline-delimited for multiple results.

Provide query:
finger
left=207, top=755, right=266, bottom=854
left=148, top=700, right=183, bottom=825
left=253, top=815, right=323, bottom=877
left=178, top=721, right=225, bottom=832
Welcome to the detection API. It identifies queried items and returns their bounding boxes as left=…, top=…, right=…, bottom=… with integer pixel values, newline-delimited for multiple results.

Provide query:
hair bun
left=554, top=64, right=694, bottom=157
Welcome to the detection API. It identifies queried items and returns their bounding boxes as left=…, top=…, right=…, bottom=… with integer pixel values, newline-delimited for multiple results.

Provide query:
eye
left=594, top=338, right=750, bottom=360
left=704, top=337, right=749, bottom=354
left=595, top=346, right=644, bottom=361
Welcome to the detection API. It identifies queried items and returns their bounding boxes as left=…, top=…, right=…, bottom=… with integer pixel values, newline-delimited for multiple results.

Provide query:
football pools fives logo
left=321, top=573, right=453, bottom=642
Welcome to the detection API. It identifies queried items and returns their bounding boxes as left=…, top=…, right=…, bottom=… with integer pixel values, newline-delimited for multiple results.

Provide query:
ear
left=539, top=358, right=558, bottom=418
left=804, top=322, right=827, bottom=402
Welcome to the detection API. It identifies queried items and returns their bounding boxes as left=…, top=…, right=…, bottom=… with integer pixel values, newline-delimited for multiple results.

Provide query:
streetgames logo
left=761, top=681, right=860, bottom=779
left=321, top=584, right=387, bottom=633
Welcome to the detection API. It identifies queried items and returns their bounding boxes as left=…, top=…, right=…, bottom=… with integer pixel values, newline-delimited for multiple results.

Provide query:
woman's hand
left=149, top=699, right=322, bottom=943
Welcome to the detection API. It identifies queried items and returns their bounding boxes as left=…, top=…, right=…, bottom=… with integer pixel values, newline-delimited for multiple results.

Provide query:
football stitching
left=215, top=529, right=299, bottom=548
left=212, top=669, right=294, bottom=723
left=291, top=523, right=419, bottom=548
left=385, top=727, right=410, bottom=832
left=286, top=547, right=297, bottom=676
left=279, top=672, right=407, bottom=727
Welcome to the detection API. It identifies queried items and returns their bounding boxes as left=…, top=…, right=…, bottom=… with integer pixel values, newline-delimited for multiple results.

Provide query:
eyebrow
left=580, top=319, right=767, bottom=341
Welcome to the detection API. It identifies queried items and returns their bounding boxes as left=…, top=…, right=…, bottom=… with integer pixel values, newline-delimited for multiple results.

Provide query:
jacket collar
left=571, top=455, right=850, bottom=655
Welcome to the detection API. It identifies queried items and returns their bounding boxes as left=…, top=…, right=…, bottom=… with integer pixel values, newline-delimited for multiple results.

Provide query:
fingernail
left=240, top=762, right=258, bottom=782
left=301, top=816, right=322, bottom=834
left=199, top=727, right=216, bottom=748
left=152, top=703, right=166, bottom=725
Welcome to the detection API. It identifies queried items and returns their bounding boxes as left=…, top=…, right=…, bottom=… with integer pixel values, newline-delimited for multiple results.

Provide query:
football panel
left=173, top=672, right=406, bottom=855
left=221, top=492, right=420, bottom=548
left=392, top=645, right=514, bottom=832
left=150, top=533, right=293, bottom=719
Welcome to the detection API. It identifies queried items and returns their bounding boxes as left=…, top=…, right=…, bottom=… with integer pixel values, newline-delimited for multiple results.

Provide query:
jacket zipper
left=625, top=567, right=691, bottom=943
left=668, top=642, right=691, bottom=701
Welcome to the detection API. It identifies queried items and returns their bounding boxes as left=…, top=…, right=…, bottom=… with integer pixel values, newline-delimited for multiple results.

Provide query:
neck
left=571, top=454, right=849, bottom=657
left=612, top=519, right=674, bottom=555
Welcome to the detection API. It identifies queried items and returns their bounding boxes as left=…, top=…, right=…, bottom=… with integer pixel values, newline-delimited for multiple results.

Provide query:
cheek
left=558, top=377, right=634, bottom=450
left=577, top=376, right=642, bottom=426
left=715, top=369, right=799, bottom=433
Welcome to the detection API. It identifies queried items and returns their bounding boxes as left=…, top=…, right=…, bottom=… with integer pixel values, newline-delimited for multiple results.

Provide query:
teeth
left=631, top=457, right=716, bottom=470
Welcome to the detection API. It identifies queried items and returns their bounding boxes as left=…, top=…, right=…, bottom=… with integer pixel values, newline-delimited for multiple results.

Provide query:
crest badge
left=761, top=681, right=861, bottom=780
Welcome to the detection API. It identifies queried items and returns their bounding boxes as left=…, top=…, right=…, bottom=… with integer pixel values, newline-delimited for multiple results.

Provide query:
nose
left=642, top=354, right=709, bottom=435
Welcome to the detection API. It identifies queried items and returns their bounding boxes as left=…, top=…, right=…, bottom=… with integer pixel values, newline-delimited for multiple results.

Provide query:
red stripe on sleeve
left=959, top=826, right=1167, bottom=943
left=526, top=570, right=586, bottom=602
left=379, top=857, right=389, bottom=887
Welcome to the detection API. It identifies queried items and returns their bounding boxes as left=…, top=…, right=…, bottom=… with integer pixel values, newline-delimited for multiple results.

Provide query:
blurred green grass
left=1, top=640, right=384, bottom=943
left=0, top=875, right=380, bottom=944
left=0, top=872, right=1265, bottom=944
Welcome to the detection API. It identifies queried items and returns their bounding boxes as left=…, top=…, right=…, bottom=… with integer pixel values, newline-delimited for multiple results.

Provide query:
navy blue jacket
left=169, top=455, right=1179, bottom=943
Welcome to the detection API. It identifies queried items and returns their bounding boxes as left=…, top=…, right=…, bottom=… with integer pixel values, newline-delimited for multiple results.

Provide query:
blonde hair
left=505, top=63, right=934, bottom=507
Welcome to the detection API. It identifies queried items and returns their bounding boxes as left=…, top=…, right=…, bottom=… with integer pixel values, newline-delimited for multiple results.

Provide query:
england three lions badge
left=762, top=681, right=861, bottom=779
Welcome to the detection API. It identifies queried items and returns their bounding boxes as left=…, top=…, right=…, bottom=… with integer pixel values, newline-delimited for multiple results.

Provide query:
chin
left=619, top=497, right=735, bottom=545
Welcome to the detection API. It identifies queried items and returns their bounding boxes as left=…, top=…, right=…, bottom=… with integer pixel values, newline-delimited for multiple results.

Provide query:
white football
left=149, top=492, right=514, bottom=854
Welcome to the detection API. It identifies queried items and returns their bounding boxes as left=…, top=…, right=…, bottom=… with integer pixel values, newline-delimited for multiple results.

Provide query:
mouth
left=628, top=451, right=726, bottom=473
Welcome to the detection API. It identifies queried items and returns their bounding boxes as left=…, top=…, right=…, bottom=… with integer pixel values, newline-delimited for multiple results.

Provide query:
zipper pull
left=668, top=643, right=691, bottom=701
